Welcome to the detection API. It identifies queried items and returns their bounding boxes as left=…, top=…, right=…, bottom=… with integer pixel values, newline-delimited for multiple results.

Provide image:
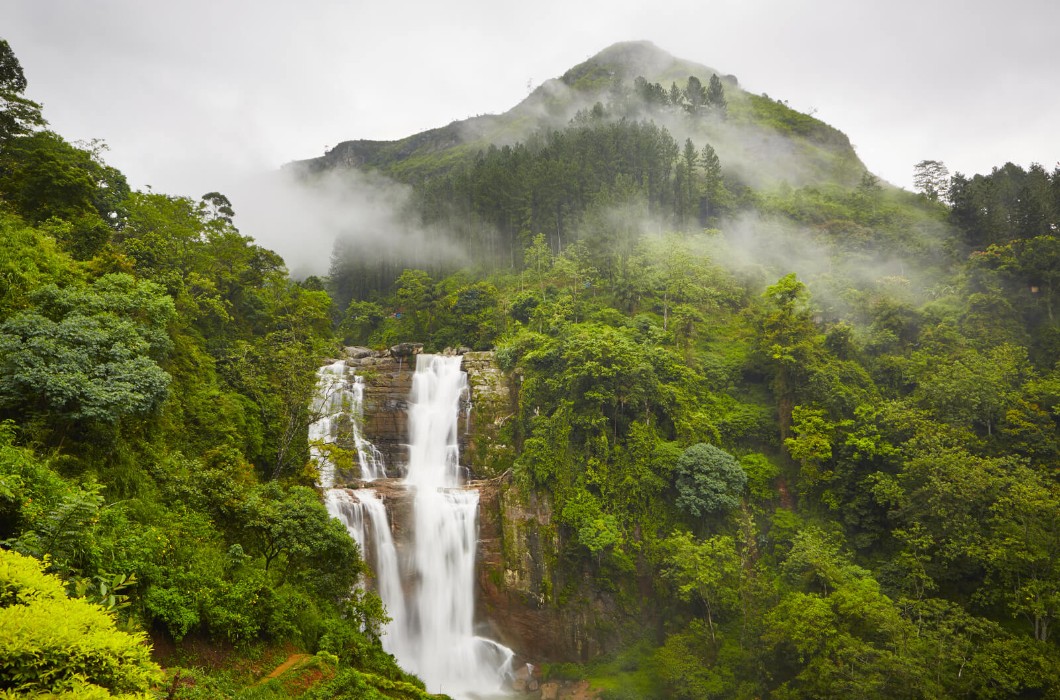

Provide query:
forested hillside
left=312, top=42, right=1060, bottom=699
left=0, top=38, right=438, bottom=699
left=2, top=33, right=1059, bottom=700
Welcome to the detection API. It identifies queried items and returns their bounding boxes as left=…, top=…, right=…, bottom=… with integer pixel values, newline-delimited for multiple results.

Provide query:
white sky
left=3, top=0, right=1058, bottom=200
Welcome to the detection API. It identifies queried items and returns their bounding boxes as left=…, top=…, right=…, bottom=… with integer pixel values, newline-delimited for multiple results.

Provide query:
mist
left=223, top=65, right=940, bottom=304
left=708, top=207, right=960, bottom=326
left=228, top=166, right=469, bottom=280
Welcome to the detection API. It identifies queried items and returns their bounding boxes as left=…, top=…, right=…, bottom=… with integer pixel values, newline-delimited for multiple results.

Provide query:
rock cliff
left=339, top=346, right=625, bottom=666
left=341, top=346, right=514, bottom=479
left=341, top=344, right=420, bottom=475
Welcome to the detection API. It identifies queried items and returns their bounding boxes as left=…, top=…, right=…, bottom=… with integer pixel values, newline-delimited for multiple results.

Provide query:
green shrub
left=0, top=548, right=163, bottom=697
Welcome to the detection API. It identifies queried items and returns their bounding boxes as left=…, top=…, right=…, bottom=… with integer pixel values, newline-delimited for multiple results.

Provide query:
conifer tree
left=668, top=81, right=682, bottom=108
left=0, top=39, right=45, bottom=142
left=684, top=76, right=707, bottom=113
left=706, top=73, right=727, bottom=115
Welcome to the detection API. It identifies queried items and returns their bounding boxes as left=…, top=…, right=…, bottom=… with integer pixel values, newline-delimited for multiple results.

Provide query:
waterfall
left=310, top=360, right=386, bottom=485
left=325, top=488, right=408, bottom=647
left=313, top=360, right=406, bottom=647
left=313, top=354, right=513, bottom=699
left=325, top=488, right=368, bottom=552
left=396, top=354, right=513, bottom=697
left=352, top=376, right=387, bottom=481
left=309, top=360, right=347, bottom=489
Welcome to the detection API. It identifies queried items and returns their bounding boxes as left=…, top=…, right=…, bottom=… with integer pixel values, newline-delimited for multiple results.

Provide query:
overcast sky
left=3, top=0, right=1058, bottom=203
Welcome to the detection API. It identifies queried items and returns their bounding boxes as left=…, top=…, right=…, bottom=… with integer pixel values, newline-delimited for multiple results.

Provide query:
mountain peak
left=295, top=40, right=859, bottom=189
left=590, top=40, right=675, bottom=72
left=562, top=40, right=729, bottom=91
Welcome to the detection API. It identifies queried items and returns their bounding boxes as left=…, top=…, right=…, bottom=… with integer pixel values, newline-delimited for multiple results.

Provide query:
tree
left=982, top=466, right=1060, bottom=642
left=554, top=322, right=658, bottom=439
left=752, top=273, right=823, bottom=438
left=201, top=191, right=235, bottom=225
left=0, top=39, right=28, bottom=95
left=661, top=531, right=741, bottom=643
left=855, top=171, right=882, bottom=219
left=668, top=81, right=683, bottom=108
left=0, top=311, right=170, bottom=425
left=339, top=299, right=385, bottom=345
left=442, top=281, right=499, bottom=349
left=677, top=138, right=699, bottom=223
left=0, top=39, right=45, bottom=142
left=915, top=343, right=1029, bottom=437
left=993, top=234, right=1060, bottom=323
left=551, top=239, right=599, bottom=313
left=785, top=405, right=835, bottom=491
left=560, top=488, right=625, bottom=566
left=394, top=268, right=434, bottom=339
left=0, top=132, right=128, bottom=223
left=683, top=76, right=707, bottom=113
left=0, top=131, right=129, bottom=259
left=644, top=233, right=702, bottom=331
left=0, top=274, right=174, bottom=432
left=763, top=528, right=940, bottom=698
left=242, top=483, right=363, bottom=599
left=0, top=213, right=82, bottom=318
left=913, top=159, right=950, bottom=202
left=674, top=443, right=746, bottom=518
left=633, top=76, right=667, bottom=106
left=706, top=74, right=727, bottom=114
left=655, top=620, right=735, bottom=699
left=523, top=233, right=552, bottom=301
left=700, top=144, right=723, bottom=219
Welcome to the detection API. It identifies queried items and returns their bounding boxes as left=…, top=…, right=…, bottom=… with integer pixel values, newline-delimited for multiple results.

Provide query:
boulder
left=389, top=342, right=423, bottom=357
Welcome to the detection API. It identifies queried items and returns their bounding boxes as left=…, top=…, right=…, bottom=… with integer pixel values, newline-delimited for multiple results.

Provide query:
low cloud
left=712, top=209, right=957, bottom=318
left=229, top=167, right=468, bottom=280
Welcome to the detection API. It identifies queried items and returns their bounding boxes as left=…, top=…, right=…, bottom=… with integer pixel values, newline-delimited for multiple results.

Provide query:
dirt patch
left=258, top=653, right=311, bottom=684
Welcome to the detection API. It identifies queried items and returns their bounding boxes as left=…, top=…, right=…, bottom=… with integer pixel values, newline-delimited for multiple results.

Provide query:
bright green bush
left=0, top=548, right=163, bottom=697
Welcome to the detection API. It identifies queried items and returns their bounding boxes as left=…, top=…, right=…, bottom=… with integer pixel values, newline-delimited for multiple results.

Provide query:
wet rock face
left=476, top=476, right=620, bottom=664
left=462, top=351, right=516, bottom=479
left=342, top=348, right=415, bottom=474
left=342, top=347, right=513, bottom=479
left=344, top=347, right=619, bottom=664
left=476, top=476, right=562, bottom=659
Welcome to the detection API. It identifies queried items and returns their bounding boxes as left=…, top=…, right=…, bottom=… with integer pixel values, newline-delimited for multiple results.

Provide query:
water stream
left=312, top=354, right=513, bottom=698
left=310, top=360, right=385, bottom=486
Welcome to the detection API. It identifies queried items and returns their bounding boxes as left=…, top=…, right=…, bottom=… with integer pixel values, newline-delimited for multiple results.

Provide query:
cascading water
left=312, top=361, right=406, bottom=645
left=309, top=360, right=347, bottom=489
left=325, top=488, right=408, bottom=646
left=312, top=354, right=513, bottom=699
left=391, top=354, right=513, bottom=697
left=310, top=361, right=385, bottom=486
left=351, top=376, right=387, bottom=481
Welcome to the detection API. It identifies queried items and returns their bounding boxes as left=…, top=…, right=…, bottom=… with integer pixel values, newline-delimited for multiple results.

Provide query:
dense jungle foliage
left=0, top=39, right=436, bottom=699
left=3, top=35, right=1060, bottom=699
left=321, top=48, right=1060, bottom=698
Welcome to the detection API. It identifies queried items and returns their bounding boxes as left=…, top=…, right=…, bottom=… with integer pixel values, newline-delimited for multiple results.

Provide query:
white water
left=314, top=360, right=406, bottom=645
left=351, top=376, right=387, bottom=481
left=313, top=354, right=513, bottom=698
left=309, top=360, right=346, bottom=489
left=310, top=360, right=386, bottom=486
left=325, top=488, right=408, bottom=646
left=394, top=355, right=513, bottom=697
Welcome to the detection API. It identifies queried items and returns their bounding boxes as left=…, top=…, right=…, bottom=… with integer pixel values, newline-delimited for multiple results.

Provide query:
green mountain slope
left=291, top=40, right=863, bottom=189
left=3, top=32, right=1060, bottom=700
